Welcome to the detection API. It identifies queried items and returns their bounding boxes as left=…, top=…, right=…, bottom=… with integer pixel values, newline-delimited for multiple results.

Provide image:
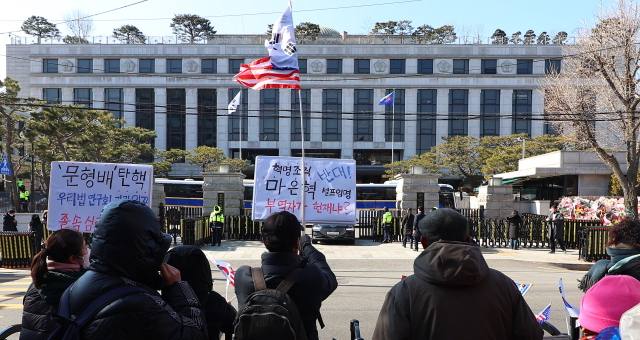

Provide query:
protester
left=210, top=205, right=224, bottom=247
left=507, top=210, right=523, bottom=250
left=372, top=208, right=543, bottom=340
left=63, top=199, right=208, bottom=340
left=401, top=208, right=414, bottom=248
left=3, top=209, right=17, bottom=231
left=547, top=204, right=567, bottom=254
left=28, top=214, right=44, bottom=253
left=411, top=206, right=425, bottom=252
left=578, top=275, right=640, bottom=338
left=579, top=218, right=640, bottom=292
left=20, top=229, right=88, bottom=340
left=382, top=207, right=393, bottom=243
left=235, top=211, right=338, bottom=340
left=165, top=245, right=236, bottom=339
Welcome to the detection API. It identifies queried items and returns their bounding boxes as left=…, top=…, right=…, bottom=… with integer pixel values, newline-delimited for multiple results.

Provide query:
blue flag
left=379, top=92, right=394, bottom=105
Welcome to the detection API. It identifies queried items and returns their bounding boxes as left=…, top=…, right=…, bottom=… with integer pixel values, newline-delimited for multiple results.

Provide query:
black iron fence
left=579, top=227, right=611, bottom=262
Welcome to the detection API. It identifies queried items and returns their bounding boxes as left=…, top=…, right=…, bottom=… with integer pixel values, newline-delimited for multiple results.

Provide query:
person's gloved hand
left=300, top=234, right=312, bottom=253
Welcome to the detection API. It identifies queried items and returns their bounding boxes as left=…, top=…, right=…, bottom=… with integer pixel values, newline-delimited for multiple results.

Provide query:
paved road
left=0, top=242, right=588, bottom=339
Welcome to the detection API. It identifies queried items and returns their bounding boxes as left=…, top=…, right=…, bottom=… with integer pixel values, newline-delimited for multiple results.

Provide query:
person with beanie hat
left=579, top=275, right=640, bottom=337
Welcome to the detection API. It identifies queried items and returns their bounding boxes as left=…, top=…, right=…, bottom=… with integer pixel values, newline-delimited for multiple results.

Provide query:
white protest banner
left=48, top=161, right=153, bottom=232
left=252, top=156, right=356, bottom=224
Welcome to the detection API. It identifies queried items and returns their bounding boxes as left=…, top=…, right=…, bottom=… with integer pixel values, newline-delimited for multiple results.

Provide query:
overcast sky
left=0, top=0, right=613, bottom=80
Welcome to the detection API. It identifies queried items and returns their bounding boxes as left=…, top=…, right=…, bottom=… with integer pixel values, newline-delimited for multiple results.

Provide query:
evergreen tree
left=113, top=25, right=146, bottom=44
left=523, top=30, right=536, bottom=44
left=170, top=14, right=216, bottom=43
left=21, top=16, right=60, bottom=43
left=491, top=29, right=507, bottom=44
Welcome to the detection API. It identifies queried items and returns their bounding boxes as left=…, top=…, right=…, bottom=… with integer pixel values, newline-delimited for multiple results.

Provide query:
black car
left=311, top=224, right=355, bottom=244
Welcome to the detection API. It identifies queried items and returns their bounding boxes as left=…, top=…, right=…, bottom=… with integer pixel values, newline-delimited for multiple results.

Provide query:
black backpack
left=233, top=267, right=308, bottom=340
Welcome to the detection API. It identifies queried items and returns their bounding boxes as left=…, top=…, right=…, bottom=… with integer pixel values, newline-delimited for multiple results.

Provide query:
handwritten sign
left=252, top=156, right=356, bottom=224
left=48, top=162, right=153, bottom=232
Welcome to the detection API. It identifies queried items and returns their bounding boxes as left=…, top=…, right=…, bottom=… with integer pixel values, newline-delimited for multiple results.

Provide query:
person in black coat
left=401, top=208, right=414, bottom=248
left=3, top=210, right=17, bottom=231
left=28, top=214, right=44, bottom=254
left=165, top=245, right=237, bottom=339
left=412, top=206, right=426, bottom=252
left=235, top=211, right=338, bottom=340
left=506, top=210, right=523, bottom=250
left=63, top=200, right=208, bottom=340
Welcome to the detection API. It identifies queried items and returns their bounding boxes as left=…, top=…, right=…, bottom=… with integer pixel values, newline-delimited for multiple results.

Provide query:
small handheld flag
left=228, top=91, right=242, bottom=115
left=379, top=92, right=394, bottom=106
left=206, top=254, right=236, bottom=287
left=515, top=283, right=533, bottom=296
left=535, top=303, right=552, bottom=324
left=559, top=279, right=580, bottom=318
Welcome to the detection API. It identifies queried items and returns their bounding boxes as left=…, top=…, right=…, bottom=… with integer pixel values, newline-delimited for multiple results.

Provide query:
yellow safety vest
left=384, top=212, right=393, bottom=223
left=24, top=191, right=30, bottom=199
left=209, top=208, right=225, bottom=223
left=19, top=192, right=25, bottom=199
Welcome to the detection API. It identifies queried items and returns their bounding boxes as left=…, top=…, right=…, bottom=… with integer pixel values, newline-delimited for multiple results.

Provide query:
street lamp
left=515, top=137, right=526, bottom=159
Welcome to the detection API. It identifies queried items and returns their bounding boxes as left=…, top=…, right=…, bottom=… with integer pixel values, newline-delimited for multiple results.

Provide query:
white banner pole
left=298, top=90, right=306, bottom=234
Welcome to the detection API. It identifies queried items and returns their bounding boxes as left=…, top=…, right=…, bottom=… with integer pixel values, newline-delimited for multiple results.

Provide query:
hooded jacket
left=3, top=213, right=17, bottom=231
left=372, top=241, right=543, bottom=340
left=65, top=200, right=207, bottom=340
left=165, top=246, right=237, bottom=338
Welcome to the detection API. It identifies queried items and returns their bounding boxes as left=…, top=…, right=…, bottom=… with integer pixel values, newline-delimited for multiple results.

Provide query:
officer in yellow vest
left=209, top=205, right=225, bottom=247
left=19, top=191, right=27, bottom=212
left=23, top=190, right=30, bottom=212
left=382, top=207, right=393, bottom=243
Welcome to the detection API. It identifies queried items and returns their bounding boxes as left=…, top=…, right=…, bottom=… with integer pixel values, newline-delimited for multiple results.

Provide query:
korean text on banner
left=48, top=162, right=154, bottom=232
left=252, top=156, right=356, bottom=224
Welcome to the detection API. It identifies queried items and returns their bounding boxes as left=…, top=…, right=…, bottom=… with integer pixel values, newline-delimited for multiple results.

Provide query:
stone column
left=476, top=183, right=514, bottom=219
left=152, top=181, right=166, bottom=217
left=394, top=166, right=441, bottom=212
left=202, top=171, right=246, bottom=216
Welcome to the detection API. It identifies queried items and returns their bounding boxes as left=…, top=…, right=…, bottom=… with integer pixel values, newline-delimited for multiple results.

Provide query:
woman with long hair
left=20, top=229, right=89, bottom=340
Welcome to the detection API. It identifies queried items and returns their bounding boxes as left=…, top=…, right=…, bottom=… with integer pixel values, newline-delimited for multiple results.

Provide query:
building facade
left=6, top=33, right=563, bottom=182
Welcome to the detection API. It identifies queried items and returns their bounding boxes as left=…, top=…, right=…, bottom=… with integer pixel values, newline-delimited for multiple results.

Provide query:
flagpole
left=391, top=90, right=395, bottom=170
left=298, top=90, right=305, bottom=235
left=239, top=110, right=242, bottom=161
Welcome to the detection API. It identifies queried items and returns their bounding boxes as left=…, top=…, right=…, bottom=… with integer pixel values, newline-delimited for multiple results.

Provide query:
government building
left=6, top=28, right=563, bottom=183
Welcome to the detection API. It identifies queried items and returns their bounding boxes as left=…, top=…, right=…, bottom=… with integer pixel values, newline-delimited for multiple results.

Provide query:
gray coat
left=547, top=211, right=564, bottom=240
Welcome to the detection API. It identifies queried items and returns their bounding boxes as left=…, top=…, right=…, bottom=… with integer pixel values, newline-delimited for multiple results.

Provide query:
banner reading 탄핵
left=48, top=162, right=153, bottom=232
left=252, top=156, right=357, bottom=224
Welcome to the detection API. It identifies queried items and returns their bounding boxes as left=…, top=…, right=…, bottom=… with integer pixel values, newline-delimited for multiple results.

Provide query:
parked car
left=311, top=224, right=355, bottom=244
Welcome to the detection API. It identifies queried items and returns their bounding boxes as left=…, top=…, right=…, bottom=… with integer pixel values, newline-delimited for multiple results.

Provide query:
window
left=228, top=89, right=248, bottom=142
left=77, top=59, right=93, bottom=73
left=390, top=59, right=406, bottom=74
left=73, top=88, right=92, bottom=108
left=291, top=149, right=340, bottom=158
left=135, top=88, right=155, bottom=160
left=322, top=89, right=342, bottom=141
left=417, top=90, right=437, bottom=154
left=353, top=89, right=373, bottom=141
left=166, top=89, right=186, bottom=150
left=354, top=150, right=401, bottom=165
left=139, top=59, right=155, bottom=73
left=201, top=59, right=217, bottom=74
left=43, top=59, right=58, bottom=73
left=105, top=59, right=120, bottom=73
left=197, top=89, right=216, bottom=147
left=481, top=59, right=497, bottom=74
left=481, top=90, right=500, bottom=136
left=517, top=59, right=533, bottom=74
left=105, top=89, right=123, bottom=125
left=299, top=59, right=307, bottom=74
left=260, top=89, right=279, bottom=141
left=326, top=59, right=342, bottom=74
left=385, top=89, right=404, bottom=142
left=166, top=59, right=182, bottom=73
left=355, top=59, right=370, bottom=74
left=449, top=89, right=468, bottom=136
left=545, top=59, right=561, bottom=74
left=453, top=60, right=469, bottom=74
left=291, top=89, right=310, bottom=141
left=512, top=90, right=532, bottom=135
left=418, top=59, right=433, bottom=74
left=229, top=59, right=244, bottom=73
left=43, top=88, right=61, bottom=104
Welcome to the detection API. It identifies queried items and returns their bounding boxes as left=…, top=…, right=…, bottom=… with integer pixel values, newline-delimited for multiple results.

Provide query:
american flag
left=535, top=303, right=552, bottom=324
left=233, top=57, right=301, bottom=90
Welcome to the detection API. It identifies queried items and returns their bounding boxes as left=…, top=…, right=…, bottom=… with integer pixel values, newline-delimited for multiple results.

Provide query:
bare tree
left=541, top=0, right=640, bottom=216
left=361, top=17, right=375, bottom=35
left=64, top=9, right=94, bottom=42
left=474, top=24, right=484, bottom=44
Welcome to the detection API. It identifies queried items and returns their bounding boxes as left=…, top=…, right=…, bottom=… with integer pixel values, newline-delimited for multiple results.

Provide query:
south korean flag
left=264, top=1, right=298, bottom=69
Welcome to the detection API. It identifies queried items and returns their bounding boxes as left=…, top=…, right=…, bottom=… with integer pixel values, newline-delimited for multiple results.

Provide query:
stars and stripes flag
left=535, top=303, right=552, bottom=324
left=232, top=1, right=300, bottom=90
left=559, top=279, right=580, bottom=318
left=379, top=92, right=394, bottom=105
left=515, top=282, right=533, bottom=296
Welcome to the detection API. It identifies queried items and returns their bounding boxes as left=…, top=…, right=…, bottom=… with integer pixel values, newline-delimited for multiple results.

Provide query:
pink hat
left=579, top=275, right=640, bottom=333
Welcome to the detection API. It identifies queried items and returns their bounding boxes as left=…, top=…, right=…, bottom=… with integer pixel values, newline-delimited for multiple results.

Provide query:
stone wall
left=202, top=172, right=245, bottom=216
left=394, top=173, right=441, bottom=212
left=476, top=185, right=514, bottom=219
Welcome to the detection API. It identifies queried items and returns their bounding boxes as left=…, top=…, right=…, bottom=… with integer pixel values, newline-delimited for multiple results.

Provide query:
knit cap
left=579, top=275, right=640, bottom=333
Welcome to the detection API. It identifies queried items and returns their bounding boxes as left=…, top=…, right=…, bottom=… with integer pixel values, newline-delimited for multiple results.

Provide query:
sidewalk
left=201, top=240, right=594, bottom=271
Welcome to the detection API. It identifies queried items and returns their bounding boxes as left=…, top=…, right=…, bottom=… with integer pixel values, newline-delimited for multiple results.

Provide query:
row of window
left=42, top=88, right=554, bottom=154
left=41, top=58, right=561, bottom=75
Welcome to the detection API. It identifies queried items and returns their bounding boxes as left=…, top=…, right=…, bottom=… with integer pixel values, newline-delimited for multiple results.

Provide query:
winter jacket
left=64, top=200, right=208, bottom=340
left=401, top=213, right=414, bottom=235
left=507, top=214, right=523, bottom=239
left=165, top=245, right=237, bottom=338
left=547, top=211, right=564, bottom=240
left=372, top=241, right=544, bottom=340
left=235, top=244, right=338, bottom=340
left=3, top=213, right=17, bottom=231
left=412, top=212, right=425, bottom=238
left=578, top=246, right=640, bottom=292
left=20, top=270, right=85, bottom=340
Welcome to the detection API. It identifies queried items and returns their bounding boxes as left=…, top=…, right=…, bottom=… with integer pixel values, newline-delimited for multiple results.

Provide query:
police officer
left=209, top=205, right=224, bottom=247
left=24, top=190, right=30, bottom=212
left=17, top=180, right=24, bottom=191
left=382, top=207, right=393, bottom=243
left=19, top=191, right=27, bottom=212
